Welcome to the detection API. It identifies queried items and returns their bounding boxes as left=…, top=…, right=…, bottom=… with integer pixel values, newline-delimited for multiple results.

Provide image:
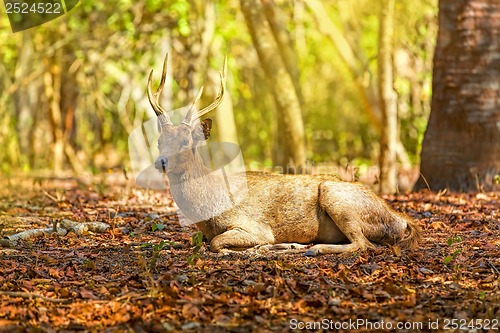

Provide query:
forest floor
left=0, top=174, right=499, bottom=332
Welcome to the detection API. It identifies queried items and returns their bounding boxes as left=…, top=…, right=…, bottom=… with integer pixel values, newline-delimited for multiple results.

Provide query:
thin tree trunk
left=13, top=31, right=38, bottom=167
left=60, top=52, right=78, bottom=148
left=261, top=0, right=305, bottom=172
left=240, top=0, right=307, bottom=173
left=378, top=0, right=398, bottom=194
left=306, top=0, right=410, bottom=167
left=43, top=40, right=84, bottom=174
left=60, top=48, right=84, bottom=174
left=306, top=0, right=381, bottom=128
left=261, top=0, right=303, bottom=105
left=43, top=53, right=64, bottom=173
left=293, top=0, right=307, bottom=58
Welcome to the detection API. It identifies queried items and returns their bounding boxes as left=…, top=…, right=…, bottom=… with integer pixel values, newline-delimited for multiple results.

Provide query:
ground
left=0, top=174, right=498, bottom=332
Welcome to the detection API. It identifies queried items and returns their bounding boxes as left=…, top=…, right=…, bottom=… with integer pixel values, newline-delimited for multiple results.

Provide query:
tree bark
left=261, top=0, right=303, bottom=105
left=416, top=0, right=500, bottom=192
left=43, top=52, right=64, bottom=173
left=378, top=0, right=398, bottom=194
left=240, top=0, right=307, bottom=173
left=261, top=0, right=305, bottom=172
left=13, top=31, right=38, bottom=168
left=43, top=32, right=84, bottom=174
left=306, top=0, right=411, bottom=167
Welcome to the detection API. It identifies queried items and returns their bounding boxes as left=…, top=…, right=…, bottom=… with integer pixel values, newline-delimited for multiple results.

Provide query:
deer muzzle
left=154, top=156, right=168, bottom=173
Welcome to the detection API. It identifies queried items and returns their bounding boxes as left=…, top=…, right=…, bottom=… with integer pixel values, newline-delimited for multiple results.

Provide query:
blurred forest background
left=1, top=0, right=496, bottom=193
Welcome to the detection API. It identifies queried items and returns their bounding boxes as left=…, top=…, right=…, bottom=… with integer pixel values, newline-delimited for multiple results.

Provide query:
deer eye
left=181, top=139, right=190, bottom=147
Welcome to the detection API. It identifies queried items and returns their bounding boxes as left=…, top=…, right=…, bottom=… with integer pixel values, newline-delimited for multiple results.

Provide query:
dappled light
left=0, top=0, right=499, bottom=331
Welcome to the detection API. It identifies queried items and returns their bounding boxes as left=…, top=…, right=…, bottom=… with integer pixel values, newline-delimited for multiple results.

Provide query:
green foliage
left=187, top=231, right=204, bottom=267
left=0, top=0, right=438, bottom=173
left=443, top=251, right=461, bottom=265
left=151, top=222, right=165, bottom=232
left=444, top=235, right=462, bottom=265
left=447, top=235, right=462, bottom=246
left=170, top=0, right=191, bottom=36
left=191, top=231, right=204, bottom=248
left=141, top=240, right=177, bottom=271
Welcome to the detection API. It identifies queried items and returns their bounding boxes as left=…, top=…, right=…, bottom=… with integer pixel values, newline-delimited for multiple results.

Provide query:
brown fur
left=161, top=151, right=421, bottom=255
left=148, top=55, right=420, bottom=256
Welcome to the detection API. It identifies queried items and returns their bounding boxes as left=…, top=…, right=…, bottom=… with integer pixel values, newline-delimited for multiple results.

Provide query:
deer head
left=147, top=54, right=226, bottom=175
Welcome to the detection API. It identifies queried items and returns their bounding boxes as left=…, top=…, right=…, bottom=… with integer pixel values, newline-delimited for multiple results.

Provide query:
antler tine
left=190, top=56, right=227, bottom=124
left=147, top=71, right=161, bottom=115
left=181, top=86, right=204, bottom=125
left=147, top=53, right=172, bottom=125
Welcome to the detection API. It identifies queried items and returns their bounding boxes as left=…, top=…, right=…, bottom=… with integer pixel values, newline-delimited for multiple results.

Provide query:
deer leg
left=305, top=242, right=373, bottom=256
left=255, top=243, right=309, bottom=252
left=210, top=226, right=274, bottom=252
left=305, top=182, right=375, bottom=257
left=261, top=243, right=309, bottom=250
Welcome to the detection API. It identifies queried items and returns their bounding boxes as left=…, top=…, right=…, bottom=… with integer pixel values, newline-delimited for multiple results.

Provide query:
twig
left=42, top=191, right=60, bottom=203
left=6, top=227, right=66, bottom=241
left=5, top=220, right=109, bottom=241
left=113, top=293, right=153, bottom=303
left=419, top=173, right=431, bottom=192
left=284, top=278, right=298, bottom=295
left=488, top=260, right=500, bottom=275
left=0, top=291, right=71, bottom=304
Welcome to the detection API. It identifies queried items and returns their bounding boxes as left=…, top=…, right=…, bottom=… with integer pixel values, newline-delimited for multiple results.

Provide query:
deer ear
left=193, top=118, right=213, bottom=141
left=200, top=118, right=213, bottom=140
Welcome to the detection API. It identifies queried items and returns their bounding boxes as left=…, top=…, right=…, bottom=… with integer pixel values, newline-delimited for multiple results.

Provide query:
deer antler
left=147, top=53, right=172, bottom=126
left=184, top=56, right=227, bottom=126
left=182, top=87, right=205, bottom=126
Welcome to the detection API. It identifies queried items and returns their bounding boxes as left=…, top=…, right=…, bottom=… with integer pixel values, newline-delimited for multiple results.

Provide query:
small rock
left=419, top=267, right=434, bottom=275
left=328, top=297, right=341, bottom=306
left=175, top=274, right=188, bottom=283
left=181, top=322, right=200, bottom=330
left=162, top=322, right=176, bottom=332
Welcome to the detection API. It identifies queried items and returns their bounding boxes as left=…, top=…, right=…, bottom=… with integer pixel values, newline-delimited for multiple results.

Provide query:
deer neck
left=166, top=151, right=233, bottom=223
left=168, top=152, right=210, bottom=183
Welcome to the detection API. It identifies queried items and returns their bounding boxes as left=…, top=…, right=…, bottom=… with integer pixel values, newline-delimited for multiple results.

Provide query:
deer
left=146, top=54, right=420, bottom=256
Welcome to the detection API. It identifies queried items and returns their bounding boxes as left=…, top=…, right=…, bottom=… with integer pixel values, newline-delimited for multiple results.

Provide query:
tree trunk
left=60, top=48, right=84, bottom=175
left=43, top=36, right=84, bottom=174
left=416, top=0, right=500, bottom=192
left=306, top=0, right=411, bottom=167
left=13, top=31, right=38, bottom=168
left=43, top=52, right=65, bottom=173
left=261, top=0, right=303, bottom=105
left=240, top=0, right=307, bottom=173
left=378, top=0, right=398, bottom=194
left=260, top=0, right=305, bottom=172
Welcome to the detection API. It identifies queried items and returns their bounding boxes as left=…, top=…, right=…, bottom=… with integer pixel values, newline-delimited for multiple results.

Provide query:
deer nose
left=154, top=156, right=168, bottom=173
